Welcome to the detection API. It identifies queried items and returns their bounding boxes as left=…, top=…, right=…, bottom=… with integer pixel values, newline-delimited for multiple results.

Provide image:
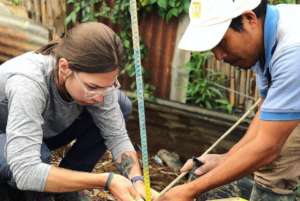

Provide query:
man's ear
left=242, top=11, right=259, bottom=28
left=58, top=58, right=72, bottom=79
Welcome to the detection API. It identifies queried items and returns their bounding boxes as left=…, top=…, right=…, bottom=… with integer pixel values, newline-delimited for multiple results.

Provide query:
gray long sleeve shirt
left=0, top=52, right=134, bottom=191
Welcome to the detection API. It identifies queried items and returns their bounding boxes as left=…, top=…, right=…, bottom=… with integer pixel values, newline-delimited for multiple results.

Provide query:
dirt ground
left=52, top=148, right=184, bottom=201
left=52, top=148, right=300, bottom=201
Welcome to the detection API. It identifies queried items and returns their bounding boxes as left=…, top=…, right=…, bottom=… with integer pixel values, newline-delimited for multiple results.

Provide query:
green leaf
left=166, top=8, right=179, bottom=21
left=157, top=0, right=168, bottom=9
left=205, top=101, right=212, bottom=109
left=209, top=87, right=223, bottom=98
left=139, top=0, right=148, bottom=6
left=183, top=0, right=190, bottom=13
left=65, top=11, right=77, bottom=25
left=123, top=40, right=131, bottom=48
left=11, top=0, right=22, bottom=5
left=168, top=1, right=176, bottom=7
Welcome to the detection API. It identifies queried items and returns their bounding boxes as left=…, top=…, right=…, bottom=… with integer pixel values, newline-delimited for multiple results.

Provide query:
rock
left=156, top=149, right=183, bottom=172
left=153, top=155, right=164, bottom=166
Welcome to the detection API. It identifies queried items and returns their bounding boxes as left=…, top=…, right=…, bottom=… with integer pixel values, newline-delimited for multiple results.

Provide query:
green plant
left=140, top=0, right=190, bottom=21
left=66, top=0, right=102, bottom=25
left=9, top=0, right=22, bottom=5
left=186, top=52, right=233, bottom=113
left=270, top=0, right=296, bottom=4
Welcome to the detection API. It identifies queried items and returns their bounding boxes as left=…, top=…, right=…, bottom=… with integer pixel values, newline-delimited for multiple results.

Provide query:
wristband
left=104, top=172, right=114, bottom=192
left=130, top=176, right=144, bottom=184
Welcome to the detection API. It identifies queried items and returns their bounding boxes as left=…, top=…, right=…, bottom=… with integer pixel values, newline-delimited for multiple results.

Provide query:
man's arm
left=181, top=100, right=262, bottom=175
left=186, top=119, right=299, bottom=197
left=227, top=100, right=262, bottom=156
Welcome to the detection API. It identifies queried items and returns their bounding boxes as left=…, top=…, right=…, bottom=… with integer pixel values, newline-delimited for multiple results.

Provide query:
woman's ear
left=58, top=58, right=72, bottom=79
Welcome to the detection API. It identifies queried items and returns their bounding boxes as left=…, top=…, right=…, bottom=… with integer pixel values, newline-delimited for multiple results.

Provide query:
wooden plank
left=244, top=70, right=252, bottom=111
left=47, top=0, right=54, bottom=26
left=41, top=0, right=48, bottom=26
left=235, top=69, right=240, bottom=107
left=229, top=66, right=235, bottom=105
left=245, top=70, right=251, bottom=99
left=51, top=0, right=66, bottom=38
left=127, top=97, right=248, bottom=160
left=239, top=69, right=246, bottom=105
left=170, top=16, right=190, bottom=103
left=33, top=0, right=41, bottom=23
left=24, top=0, right=34, bottom=19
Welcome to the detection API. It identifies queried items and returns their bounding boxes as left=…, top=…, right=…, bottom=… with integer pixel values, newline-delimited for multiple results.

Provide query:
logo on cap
left=190, top=0, right=202, bottom=19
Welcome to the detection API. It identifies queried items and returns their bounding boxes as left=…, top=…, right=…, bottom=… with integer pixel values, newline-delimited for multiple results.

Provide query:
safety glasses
left=73, top=71, right=120, bottom=99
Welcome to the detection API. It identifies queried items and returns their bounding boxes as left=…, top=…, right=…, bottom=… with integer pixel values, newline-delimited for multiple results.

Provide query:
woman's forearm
left=45, top=166, right=108, bottom=192
left=115, top=151, right=143, bottom=179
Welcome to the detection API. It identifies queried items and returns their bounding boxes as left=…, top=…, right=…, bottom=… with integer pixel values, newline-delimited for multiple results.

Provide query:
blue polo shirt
left=253, top=4, right=300, bottom=121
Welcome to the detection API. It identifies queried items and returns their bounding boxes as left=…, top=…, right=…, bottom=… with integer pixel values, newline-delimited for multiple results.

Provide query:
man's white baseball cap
left=179, top=0, right=262, bottom=52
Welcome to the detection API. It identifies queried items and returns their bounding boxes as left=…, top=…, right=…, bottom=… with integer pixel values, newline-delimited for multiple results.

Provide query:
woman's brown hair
left=36, top=22, right=124, bottom=73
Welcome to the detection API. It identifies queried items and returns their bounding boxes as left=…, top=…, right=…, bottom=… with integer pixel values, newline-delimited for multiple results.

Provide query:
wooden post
left=33, top=0, right=41, bottom=23
left=49, top=0, right=66, bottom=39
left=229, top=66, right=235, bottom=106
left=239, top=69, right=246, bottom=106
left=235, top=69, right=240, bottom=107
left=170, top=15, right=191, bottom=103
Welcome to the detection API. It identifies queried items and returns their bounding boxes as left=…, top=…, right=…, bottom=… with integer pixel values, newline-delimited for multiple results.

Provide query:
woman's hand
left=108, top=174, right=143, bottom=201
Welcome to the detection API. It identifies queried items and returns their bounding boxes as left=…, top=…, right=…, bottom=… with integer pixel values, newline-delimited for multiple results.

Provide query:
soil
left=51, top=148, right=185, bottom=201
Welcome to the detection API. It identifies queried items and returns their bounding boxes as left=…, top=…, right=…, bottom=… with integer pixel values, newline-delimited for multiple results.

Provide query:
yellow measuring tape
left=129, top=1, right=152, bottom=201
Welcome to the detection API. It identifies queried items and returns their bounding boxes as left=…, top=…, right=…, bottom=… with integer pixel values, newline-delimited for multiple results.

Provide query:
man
left=157, top=0, right=300, bottom=201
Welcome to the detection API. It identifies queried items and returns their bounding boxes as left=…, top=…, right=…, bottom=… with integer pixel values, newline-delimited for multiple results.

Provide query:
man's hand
left=109, top=174, right=143, bottom=201
left=155, top=184, right=194, bottom=201
left=133, top=181, right=160, bottom=200
left=181, top=154, right=226, bottom=176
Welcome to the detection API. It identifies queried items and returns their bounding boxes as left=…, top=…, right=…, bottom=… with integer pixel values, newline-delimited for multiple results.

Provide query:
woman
left=0, top=22, right=154, bottom=201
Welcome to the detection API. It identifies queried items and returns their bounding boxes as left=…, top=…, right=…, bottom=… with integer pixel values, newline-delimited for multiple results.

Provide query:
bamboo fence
left=22, top=0, right=66, bottom=39
left=206, top=57, right=259, bottom=111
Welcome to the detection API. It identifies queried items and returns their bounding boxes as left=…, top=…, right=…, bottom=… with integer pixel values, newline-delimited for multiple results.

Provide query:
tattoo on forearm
left=116, top=154, right=134, bottom=178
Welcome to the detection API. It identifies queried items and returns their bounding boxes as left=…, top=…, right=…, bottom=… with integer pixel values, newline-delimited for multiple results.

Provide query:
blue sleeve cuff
left=260, top=111, right=300, bottom=121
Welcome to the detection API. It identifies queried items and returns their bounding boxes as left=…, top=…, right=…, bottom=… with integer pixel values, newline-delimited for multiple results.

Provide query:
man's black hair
left=229, top=0, right=268, bottom=31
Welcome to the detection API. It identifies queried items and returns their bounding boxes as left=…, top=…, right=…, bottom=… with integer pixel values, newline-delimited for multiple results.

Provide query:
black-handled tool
left=188, top=156, right=204, bottom=182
